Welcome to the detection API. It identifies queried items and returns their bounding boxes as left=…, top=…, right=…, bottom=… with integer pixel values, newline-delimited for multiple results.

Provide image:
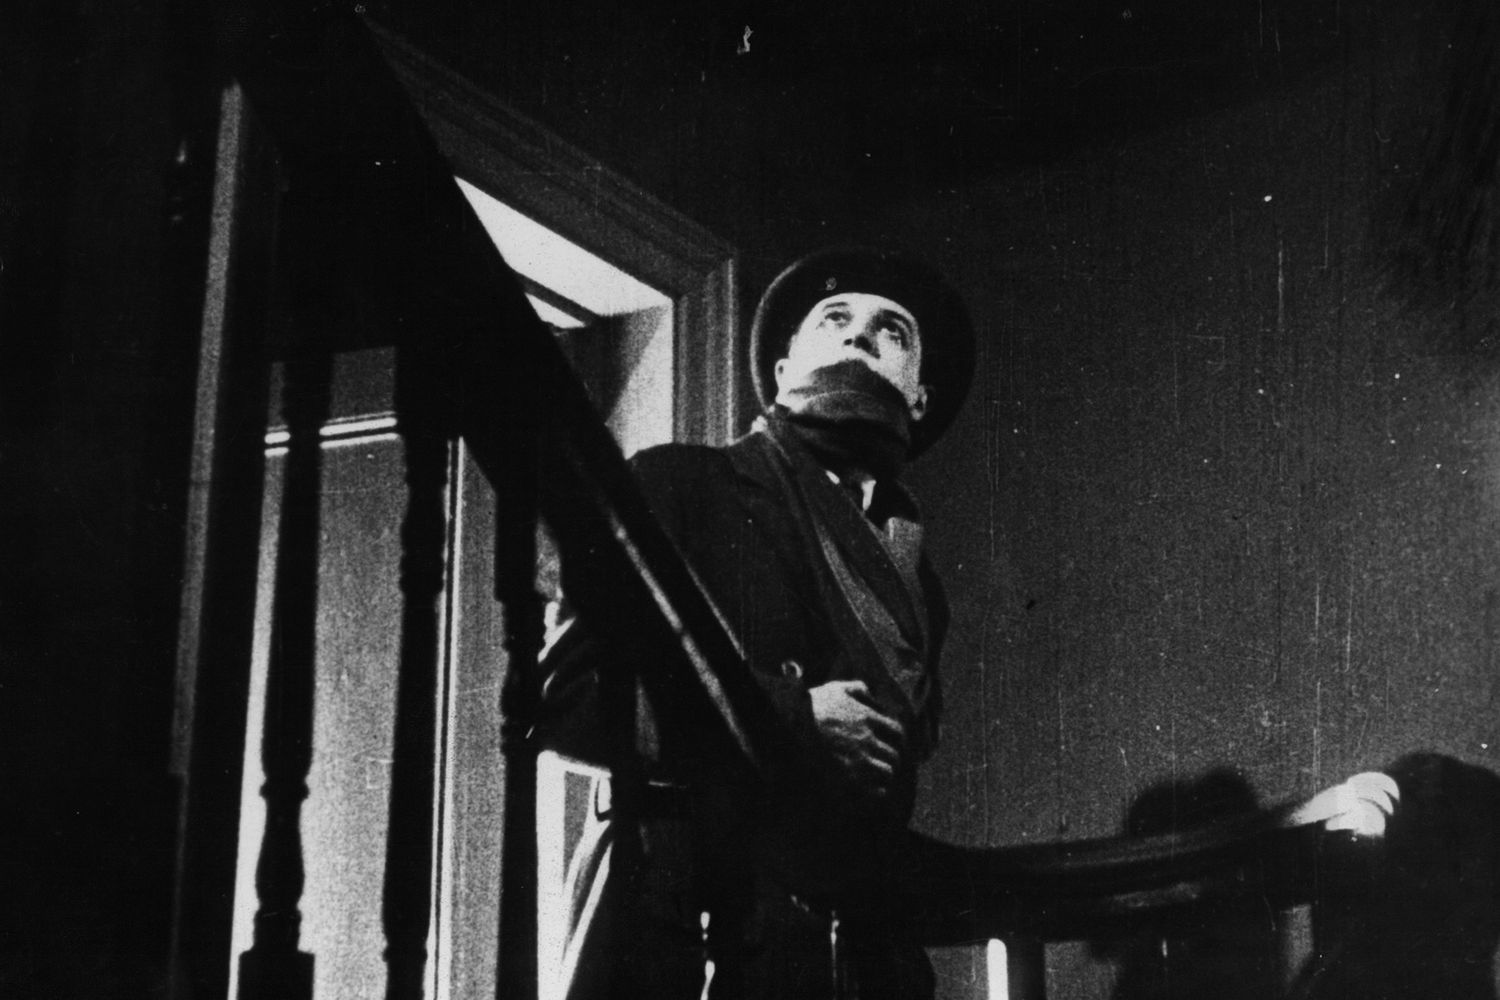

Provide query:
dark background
left=4, top=0, right=1498, bottom=996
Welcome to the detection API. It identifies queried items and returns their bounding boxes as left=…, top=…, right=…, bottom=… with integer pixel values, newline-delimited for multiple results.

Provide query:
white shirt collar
left=825, top=469, right=876, bottom=511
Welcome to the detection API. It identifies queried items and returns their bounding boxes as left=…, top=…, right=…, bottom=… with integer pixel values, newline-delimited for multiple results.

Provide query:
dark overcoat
left=539, top=422, right=950, bottom=999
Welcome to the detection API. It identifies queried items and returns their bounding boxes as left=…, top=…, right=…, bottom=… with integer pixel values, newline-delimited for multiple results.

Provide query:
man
left=539, top=246, right=976, bottom=1000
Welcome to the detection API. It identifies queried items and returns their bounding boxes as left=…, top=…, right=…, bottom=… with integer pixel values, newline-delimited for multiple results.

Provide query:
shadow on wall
left=1090, top=770, right=1281, bottom=1000
left=1092, top=756, right=1500, bottom=1000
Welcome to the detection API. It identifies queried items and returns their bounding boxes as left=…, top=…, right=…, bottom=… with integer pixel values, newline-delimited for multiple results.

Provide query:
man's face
left=773, top=292, right=929, bottom=420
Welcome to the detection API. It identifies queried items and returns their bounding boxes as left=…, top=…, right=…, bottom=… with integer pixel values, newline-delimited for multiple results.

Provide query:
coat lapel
left=729, top=428, right=929, bottom=658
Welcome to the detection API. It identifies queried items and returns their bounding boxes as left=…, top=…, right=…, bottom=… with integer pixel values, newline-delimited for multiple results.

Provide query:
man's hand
left=809, top=680, right=906, bottom=797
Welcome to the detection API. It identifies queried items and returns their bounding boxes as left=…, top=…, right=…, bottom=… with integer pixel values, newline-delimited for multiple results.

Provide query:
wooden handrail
left=905, top=771, right=1398, bottom=946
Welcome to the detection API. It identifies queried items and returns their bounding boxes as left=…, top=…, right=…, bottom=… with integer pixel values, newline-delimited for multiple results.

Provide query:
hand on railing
left=1283, top=771, right=1400, bottom=838
left=903, top=769, right=1405, bottom=947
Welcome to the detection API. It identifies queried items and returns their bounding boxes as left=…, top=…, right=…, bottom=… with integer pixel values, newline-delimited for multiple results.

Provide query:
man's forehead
left=803, top=291, right=919, bottom=325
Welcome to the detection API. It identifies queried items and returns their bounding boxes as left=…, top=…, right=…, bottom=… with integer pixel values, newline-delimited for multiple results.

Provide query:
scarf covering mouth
left=773, top=359, right=913, bottom=481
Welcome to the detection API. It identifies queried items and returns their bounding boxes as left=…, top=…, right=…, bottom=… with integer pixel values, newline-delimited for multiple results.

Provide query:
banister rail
left=905, top=771, right=1398, bottom=947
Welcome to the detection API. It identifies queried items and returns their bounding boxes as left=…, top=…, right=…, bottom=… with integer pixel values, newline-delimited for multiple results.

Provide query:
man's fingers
left=835, top=681, right=904, bottom=735
left=809, top=679, right=911, bottom=796
left=864, top=731, right=901, bottom=767
left=818, top=681, right=907, bottom=747
left=861, top=701, right=906, bottom=748
left=861, top=754, right=896, bottom=794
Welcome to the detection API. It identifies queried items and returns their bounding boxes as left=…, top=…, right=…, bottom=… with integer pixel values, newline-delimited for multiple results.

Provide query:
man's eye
left=823, top=309, right=851, bottom=325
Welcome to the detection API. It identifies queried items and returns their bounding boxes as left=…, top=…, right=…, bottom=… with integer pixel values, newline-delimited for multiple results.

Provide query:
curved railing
left=905, top=771, right=1397, bottom=948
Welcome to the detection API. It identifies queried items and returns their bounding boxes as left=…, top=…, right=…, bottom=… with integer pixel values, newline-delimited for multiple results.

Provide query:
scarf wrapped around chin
left=767, top=359, right=913, bottom=481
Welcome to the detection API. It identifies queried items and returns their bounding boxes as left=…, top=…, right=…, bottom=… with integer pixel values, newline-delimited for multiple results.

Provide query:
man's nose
left=843, top=326, right=876, bottom=354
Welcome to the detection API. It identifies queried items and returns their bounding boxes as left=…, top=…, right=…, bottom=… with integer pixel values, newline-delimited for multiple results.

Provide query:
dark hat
left=750, top=246, right=975, bottom=456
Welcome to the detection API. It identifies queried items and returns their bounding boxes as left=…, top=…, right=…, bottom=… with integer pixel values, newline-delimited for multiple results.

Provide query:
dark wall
left=911, top=65, right=1499, bottom=836
left=1, top=0, right=211, bottom=995
left=898, top=11, right=1500, bottom=994
left=902, top=12, right=1500, bottom=995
